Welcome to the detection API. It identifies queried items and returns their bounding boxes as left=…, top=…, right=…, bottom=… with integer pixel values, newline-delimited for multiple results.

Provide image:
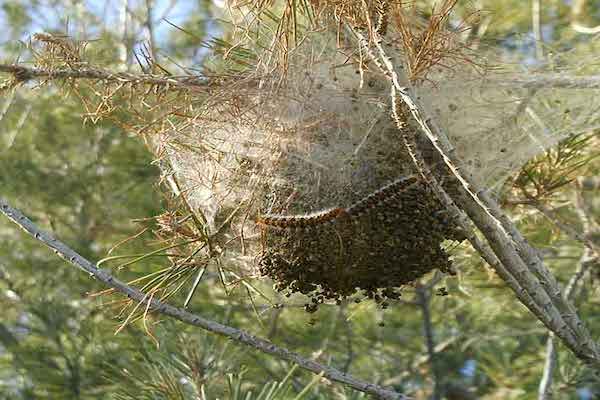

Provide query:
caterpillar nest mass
left=258, top=176, right=465, bottom=313
left=165, top=29, right=479, bottom=312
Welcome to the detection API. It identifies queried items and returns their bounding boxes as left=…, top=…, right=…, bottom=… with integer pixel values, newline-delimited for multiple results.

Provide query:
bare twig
left=144, top=0, right=157, bottom=60
left=538, top=336, right=558, bottom=400
left=571, top=0, right=600, bottom=34
left=0, top=198, right=408, bottom=400
left=492, top=74, right=600, bottom=90
left=416, top=285, right=442, bottom=400
left=532, top=0, right=544, bottom=60
left=342, top=310, right=355, bottom=373
left=6, top=63, right=600, bottom=96
left=0, top=64, right=209, bottom=91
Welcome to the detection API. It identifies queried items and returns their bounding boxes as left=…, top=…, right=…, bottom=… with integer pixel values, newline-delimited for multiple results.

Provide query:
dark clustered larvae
left=258, top=180, right=465, bottom=313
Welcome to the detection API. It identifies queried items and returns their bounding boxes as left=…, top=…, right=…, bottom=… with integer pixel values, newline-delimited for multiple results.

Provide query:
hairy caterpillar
left=257, top=175, right=418, bottom=229
left=346, top=175, right=417, bottom=216
left=375, top=0, right=390, bottom=36
left=257, top=207, right=347, bottom=229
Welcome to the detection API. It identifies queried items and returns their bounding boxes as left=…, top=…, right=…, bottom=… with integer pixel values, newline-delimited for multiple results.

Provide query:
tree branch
left=571, top=0, right=600, bottom=34
left=0, top=64, right=208, bottom=91
left=352, top=24, right=574, bottom=354
left=492, top=74, right=600, bottom=90
left=0, top=198, right=407, bottom=400
left=4, top=63, right=600, bottom=93
left=350, top=22, right=600, bottom=366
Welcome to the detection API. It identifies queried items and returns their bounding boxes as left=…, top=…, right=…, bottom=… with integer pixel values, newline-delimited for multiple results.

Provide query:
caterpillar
left=257, top=175, right=418, bottom=229
left=257, top=207, right=347, bottom=229
left=346, top=175, right=417, bottom=216
left=374, top=0, right=390, bottom=36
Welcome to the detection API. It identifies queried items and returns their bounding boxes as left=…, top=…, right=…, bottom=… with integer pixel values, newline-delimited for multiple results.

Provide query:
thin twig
left=532, top=0, right=544, bottom=60
left=416, top=285, right=442, bottom=400
left=0, top=64, right=209, bottom=91
left=538, top=336, right=558, bottom=400
left=492, top=74, right=600, bottom=90
left=0, top=198, right=408, bottom=400
left=571, top=0, right=600, bottom=34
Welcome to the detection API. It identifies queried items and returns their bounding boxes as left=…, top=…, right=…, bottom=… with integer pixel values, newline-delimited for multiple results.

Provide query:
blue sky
left=0, top=0, right=213, bottom=47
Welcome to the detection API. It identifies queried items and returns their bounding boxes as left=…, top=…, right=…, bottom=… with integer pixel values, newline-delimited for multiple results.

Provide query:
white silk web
left=165, top=32, right=600, bottom=232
